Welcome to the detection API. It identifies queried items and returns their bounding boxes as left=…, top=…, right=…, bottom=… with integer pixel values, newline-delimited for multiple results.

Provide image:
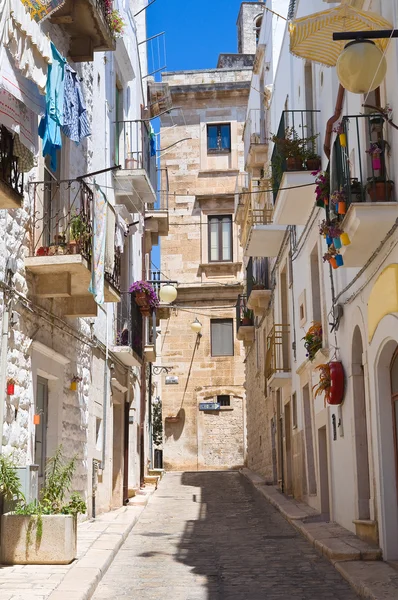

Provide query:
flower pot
left=139, top=306, right=152, bottom=317
left=335, top=254, right=344, bottom=267
left=306, top=158, right=321, bottom=171
left=327, top=361, right=344, bottom=405
left=372, top=156, right=381, bottom=171
left=330, top=257, right=338, bottom=269
left=338, top=201, right=346, bottom=215
left=367, top=181, right=394, bottom=202
left=6, top=382, right=14, bottom=395
left=339, top=133, right=347, bottom=147
left=33, top=414, right=40, bottom=425
left=241, top=318, right=253, bottom=326
left=134, top=291, right=149, bottom=307
left=286, top=157, right=303, bottom=171
left=68, top=241, right=79, bottom=255
left=333, top=237, right=342, bottom=250
left=325, top=235, right=332, bottom=246
left=340, top=232, right=351, bottom=246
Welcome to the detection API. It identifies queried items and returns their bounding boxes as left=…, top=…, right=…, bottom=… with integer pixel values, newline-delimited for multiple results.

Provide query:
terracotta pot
left=241, top=317, right=253, bottom=326
left=327, top=361, right=345, bottom=405
left=286, top=157, right=303, bottom=171
left=367, top=181, right=394, bottom=202
left=139, top=306, right=152, bottom=317
left=135, top=291, right=149, bottom=307
left=338, top=201, right=346, bottom=215
left=306, top=158, right=321, bottom=171
left=68, top=241, right=79, bottom=254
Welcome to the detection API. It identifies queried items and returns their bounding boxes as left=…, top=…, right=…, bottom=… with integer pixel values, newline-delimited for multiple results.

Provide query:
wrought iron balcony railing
left=246, top=257, right=270, bottom=299
left=332, top=113, right=395, bottom=208
left=116, top=294, right=144, bottom=359
left=265, top=324, right=290, bottom=380
left=0, top=126, right=24, bottom=201
left=236, top=294, right=254, bottom=333
left=115, top=120, right=157, bottom=193
left=270, top=110, right=320, bottom=201
left=28, top=177, right=121, bottom=292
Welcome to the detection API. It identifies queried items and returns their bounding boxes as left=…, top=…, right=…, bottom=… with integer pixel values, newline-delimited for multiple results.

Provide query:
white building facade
left=239, top=0, right=398, bottom=560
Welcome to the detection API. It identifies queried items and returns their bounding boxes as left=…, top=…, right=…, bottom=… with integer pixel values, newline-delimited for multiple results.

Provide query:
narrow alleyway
left=92, top=472, right=360, bottom=599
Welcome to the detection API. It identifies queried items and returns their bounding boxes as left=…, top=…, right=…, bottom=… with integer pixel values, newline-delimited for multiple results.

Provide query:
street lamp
left=158, top=284, right=177, bottom=304
left=190, top=318, right=202, bottom=335
left=336, top=39, right=387, bottom=94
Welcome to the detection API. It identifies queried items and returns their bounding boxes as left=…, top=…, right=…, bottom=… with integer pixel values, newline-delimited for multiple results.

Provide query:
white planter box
left=0, top=513, right=77, bottom=565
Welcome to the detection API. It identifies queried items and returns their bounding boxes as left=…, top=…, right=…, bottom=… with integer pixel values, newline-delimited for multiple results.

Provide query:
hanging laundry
left=21, top=0, right=66, bottom=23
left=39, top=42, right=66, bottom=172
left=115, top=212, right=128, bottom=252
left=5, top=0, right=52, bottom=95
left=62, top=65, right=90, bottom=144
left=14, top=134, right=35, bottom=172
left=89, top=185, right=107, bottom=305
left=0, top=88, right=38, bottom=154
left=0, top=47, right=45, bottom=116
left=149, top=124, right=156, bottom=157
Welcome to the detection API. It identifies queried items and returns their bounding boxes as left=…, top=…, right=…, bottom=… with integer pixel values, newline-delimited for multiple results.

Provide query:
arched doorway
left=376, top=339, right=398, bottom=559
left=352, top=326, right=371, bottom=520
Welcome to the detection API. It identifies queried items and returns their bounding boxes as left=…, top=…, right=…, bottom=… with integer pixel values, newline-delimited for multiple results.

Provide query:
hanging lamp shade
left=159, top=284, right=177, bottom=304
left=191, top=319, right=202, bottom=334
left=289, top=4, right=393, bottom=67
left=336, top=40, right=387, bottom=94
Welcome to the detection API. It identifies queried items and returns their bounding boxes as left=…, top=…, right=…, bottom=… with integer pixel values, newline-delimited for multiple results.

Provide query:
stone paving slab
left=336, top=561, right=398, bottom=600
left=0, top=485, right=156, bottom=600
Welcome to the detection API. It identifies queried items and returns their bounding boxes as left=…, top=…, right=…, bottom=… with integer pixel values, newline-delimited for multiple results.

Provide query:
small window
left=218, top=395, right=230, bottom=407
left=207, top=123, right=231, bottom=153
left=211, top=319, right=234, bottom=357
left=208, top=215, right=232, bottom=262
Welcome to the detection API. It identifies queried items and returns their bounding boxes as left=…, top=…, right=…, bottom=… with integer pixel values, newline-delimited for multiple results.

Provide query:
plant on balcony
left=271, top=127, right=305, bottom=171
left=108, top=9, right=126, bottom=38
left=116, top=328, right=129, bottom=346
left=303, top=131, right=321, bottom=171
left=303, top=322, right=322, bottom=361
left=251, top=277, right=265, bottom=291
left=241, top=308, right=254, bottom=326
left=366, top=141, right=383, bottom=171
left=129, top=280, right=159, bottom=314
left=313, top=170, right=330, bottom=207
left=366, top=176, right=394, bottom=202
left=69, top=211, right=88, bottom=254
left=313, top=363, right=331, bottom=405
left=330, top=190, right=347, bottom=215
left=333, top=122, right=346, bottom=147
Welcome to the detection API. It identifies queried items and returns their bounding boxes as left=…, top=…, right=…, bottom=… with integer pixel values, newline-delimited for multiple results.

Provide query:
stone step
left=144, top=475, right=160, bottom=487
left=336, top=561, right=398, bottom=599
left=148, top=468, right=165, bottom=479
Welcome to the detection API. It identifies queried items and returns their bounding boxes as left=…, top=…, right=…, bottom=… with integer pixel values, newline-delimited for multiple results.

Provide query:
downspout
left=324, top=84, right=345, bottom=160
left=102, top=307, right=109, bottom=468
left=123, top=371, right=130, bottom=504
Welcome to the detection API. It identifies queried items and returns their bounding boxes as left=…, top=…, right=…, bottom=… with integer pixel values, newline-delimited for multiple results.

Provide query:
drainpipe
left=102, top=307, right=109, bottom=468
left=123, top=370, right=131, bottom=504
left=324, top=84, right=345, bottom=160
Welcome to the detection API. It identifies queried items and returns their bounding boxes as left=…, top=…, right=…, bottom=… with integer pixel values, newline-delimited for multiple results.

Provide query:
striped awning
left=289, top=4, right=393, bottom=67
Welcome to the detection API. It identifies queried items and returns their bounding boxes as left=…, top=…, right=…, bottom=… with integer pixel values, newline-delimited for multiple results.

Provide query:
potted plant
left=0, top=447, right=86, bottom=565
left=303, top=322, right=322, bottom=361
left=69, top=211, right=87, bottom=254
left=313, top=170, right=330, bottom=207
left=241, top=308, right=254, bottom=326
left=305, top=150, right=322, bottom=172
left=271, top=127, right=305, bottom=171
left=330, top=189, right=347, bottom=215
left=251, top=277, right=265, bottom=291
left=107, top=9, right=126, bottom=38
left=313, top=363, right=332, bottom=405
left=366, top=142, right=383, bottom=171
left=366, top=177, right=394, bottom=202
left=313, top=362, right=344, bottom=406
left=333, top=122, right=346, bottom=147
left=129, top=280, right=160, bottom=315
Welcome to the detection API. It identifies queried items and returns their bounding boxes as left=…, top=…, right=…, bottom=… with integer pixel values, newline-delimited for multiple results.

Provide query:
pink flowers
left=107, top=9, right=126, bottom=37
left=313, top=170, right=330, bottom=205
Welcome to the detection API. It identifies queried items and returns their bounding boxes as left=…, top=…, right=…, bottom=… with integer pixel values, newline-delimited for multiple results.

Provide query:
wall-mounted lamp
left=159, top=284, right=178, bottom=303
left=190, top=318, right=202, bottom=336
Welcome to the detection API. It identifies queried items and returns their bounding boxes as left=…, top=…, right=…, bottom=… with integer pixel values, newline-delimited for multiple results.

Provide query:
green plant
left=271, top=127, right=305, bottom=159
left=61, top=492, right=87, bottom=517
left=303, top=322, right=322, bottom=361
left=313, top=363, right=331, bottom=404
left=70, top=211, right=87, bottom=242
left=108, top=9, right=126, bottom=37
left=41, top=447, right=77, bottom=513
left=152, top=398, right=163, bottom=448
left=243, top=308, right=254, bottom=321
left=0, top=455, right=25, bottom=504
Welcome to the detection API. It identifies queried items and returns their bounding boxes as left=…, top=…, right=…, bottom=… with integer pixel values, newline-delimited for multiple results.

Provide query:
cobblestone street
left=92, top=472, right=360, bottom=600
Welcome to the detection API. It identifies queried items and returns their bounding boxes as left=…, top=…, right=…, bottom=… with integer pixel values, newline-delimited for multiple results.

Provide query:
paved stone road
left=92, top=472, right=360, bottom=599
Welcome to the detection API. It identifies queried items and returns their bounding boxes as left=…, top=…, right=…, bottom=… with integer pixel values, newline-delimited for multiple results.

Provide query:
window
left=208, top=215, right=232, bottom=262
left=211, top=319, right=234, bottom=356
left=207, top=123, right=231, bottom=153
left=218, top=395, right=230, bottom=407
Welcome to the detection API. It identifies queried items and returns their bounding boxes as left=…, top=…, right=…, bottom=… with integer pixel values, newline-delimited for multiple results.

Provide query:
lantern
left=336, top=40, right=387, bottom=94
left=190, top=318, right=202, bottom=334
left=159, top=284, right=177, bottom=304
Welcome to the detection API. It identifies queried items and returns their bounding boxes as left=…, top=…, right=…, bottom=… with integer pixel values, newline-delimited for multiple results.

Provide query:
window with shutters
left=211, top=319, right=234, bottom=357
left=208, top=215, right=232, bottom=262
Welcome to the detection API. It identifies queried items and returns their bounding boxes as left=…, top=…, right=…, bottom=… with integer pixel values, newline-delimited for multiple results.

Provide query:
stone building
left=0, top=0, right=159, bottom=518
left=158, top=2, right=265, bottom=471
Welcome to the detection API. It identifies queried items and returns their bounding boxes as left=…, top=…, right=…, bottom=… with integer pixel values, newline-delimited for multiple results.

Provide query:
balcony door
left=35, top=377, right=48, bottom=491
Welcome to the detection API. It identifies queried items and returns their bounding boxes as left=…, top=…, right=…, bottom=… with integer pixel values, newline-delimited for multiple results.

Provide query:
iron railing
left=332, top=113, right=394, bottom=208
left=0, top=126, right=24, bottom=200
left=29, top=177, right=121, bottom=292
left=244, top=108, right=267, bottom=166
left=270, top=109, right=320, bottom=201
left=265, top=324, right=291, bottom=380
left=246, top=257, right=270, bottom=299
left=115, top=120, right=157, bottom=193
left=236, top=295, right=253, bottom=333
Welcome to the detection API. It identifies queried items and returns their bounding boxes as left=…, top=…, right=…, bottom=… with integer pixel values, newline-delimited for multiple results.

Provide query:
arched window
left=255, top=16, right=262, bottom=46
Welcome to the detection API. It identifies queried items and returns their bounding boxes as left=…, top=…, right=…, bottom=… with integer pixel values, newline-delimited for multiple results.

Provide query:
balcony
left=236, top=295, right=255, bottom=347
left=112, top=295, right=143, bottom=366
left=265, top=324, right=291, bottom=389
left=50, top=0, right=115, bottom=62
left=240, top=199, right=286, bottom=258
left=114, top=121, right=157, bottom=213
left=332, top=113, right=397, bottom=267
left=0, top=126, right=24, bottom=208
left=244, top=109, right=268, bottom=173
left=145, top=169, right=169, bottom=248
left=234, top=172, right=249, bottom=224
left=271, top=110, right=320, bottom=226
left=147, top=81, right=173, bottom=118
left=246, top=257, right=271, bottom=317
left=25, top=178, right=121, bottom=317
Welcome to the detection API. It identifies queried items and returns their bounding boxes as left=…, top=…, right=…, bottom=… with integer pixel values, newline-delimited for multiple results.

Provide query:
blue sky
left=147, top=0, right=245, bottom=73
